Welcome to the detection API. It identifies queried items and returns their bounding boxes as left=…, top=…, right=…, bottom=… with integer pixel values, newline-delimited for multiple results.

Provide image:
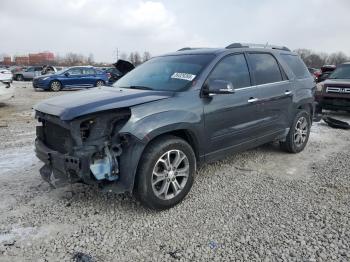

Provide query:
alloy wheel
left=152, top=149, right=190, bottom=200
left=51, top=81, right=61, bottom=91
left=294, top=116, right=308, bottom=147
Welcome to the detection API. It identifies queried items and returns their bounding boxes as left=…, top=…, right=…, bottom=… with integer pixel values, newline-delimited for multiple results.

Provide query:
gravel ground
left=0, top=82, right=349, bottom=261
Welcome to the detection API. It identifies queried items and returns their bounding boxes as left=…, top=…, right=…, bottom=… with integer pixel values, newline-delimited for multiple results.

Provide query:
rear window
left=280, top=54, right=310, bottom=79
left=248, top=53, right=283, bottom=85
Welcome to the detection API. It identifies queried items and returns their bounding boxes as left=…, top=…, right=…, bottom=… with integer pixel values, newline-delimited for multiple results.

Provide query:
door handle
left=248, top=97, right=259, bottom=103
left=285, top=90, right=292, bottom=95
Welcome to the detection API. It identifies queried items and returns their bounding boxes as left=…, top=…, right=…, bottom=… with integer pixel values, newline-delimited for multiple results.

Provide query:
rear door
left=203, top=53, right=261, bottom=159
left=81, top=68, right=97, bottom=87
left=247, top=52, right=293, bottom=138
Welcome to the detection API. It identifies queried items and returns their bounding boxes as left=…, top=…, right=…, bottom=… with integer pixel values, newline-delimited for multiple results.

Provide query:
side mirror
left=203, top=80, right=235, bottom=96
left=64, top=72, right=70, bottom=77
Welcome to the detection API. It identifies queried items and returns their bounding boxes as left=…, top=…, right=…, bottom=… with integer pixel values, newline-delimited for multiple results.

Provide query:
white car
left=0, top=68, right=13, bottom=87
left=0, top=81, right=14, bottom=103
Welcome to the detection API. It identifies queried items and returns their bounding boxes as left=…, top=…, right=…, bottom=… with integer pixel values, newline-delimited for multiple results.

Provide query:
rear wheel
left=16, top=75, right=24, bottom=81
left=135, top=136, right=196, bottom=210
left=280, top=110, right=311, bottom=153
left=95, top=80, right=105, bottom=87
left=50, top=80, right=62, bottom=92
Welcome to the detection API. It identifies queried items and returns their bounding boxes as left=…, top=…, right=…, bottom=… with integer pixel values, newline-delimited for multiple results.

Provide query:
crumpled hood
left=34, top=86, right=173, bottom=120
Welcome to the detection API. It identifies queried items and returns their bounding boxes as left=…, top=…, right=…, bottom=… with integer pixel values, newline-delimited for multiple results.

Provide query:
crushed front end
left=35, top=109, right=141, bottom=193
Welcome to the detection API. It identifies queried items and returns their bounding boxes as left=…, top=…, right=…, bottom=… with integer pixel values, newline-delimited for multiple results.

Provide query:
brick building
left=14, top=56, right=29, bottom=65
left=29, top=52, right=55, bottom=65
left=2, top=56, right=12, bottom=66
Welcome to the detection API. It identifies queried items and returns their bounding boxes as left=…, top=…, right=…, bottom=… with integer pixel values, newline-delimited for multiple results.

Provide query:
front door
left=61, top=68, right=83, bottom=87
left=203, top=53, right=262, bottom=160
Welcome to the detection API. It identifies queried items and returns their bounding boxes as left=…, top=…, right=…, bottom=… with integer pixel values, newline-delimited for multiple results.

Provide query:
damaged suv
left=34, top=43, right=315, bottom=209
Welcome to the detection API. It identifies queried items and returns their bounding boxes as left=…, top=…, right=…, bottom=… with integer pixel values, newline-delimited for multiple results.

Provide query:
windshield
left=329, top=65, right=350, bottom=79
left=113, top=54, right=215, bottom=91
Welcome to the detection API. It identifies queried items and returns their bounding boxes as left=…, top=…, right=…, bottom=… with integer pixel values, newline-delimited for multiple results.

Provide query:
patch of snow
left=0, top=146, right=39, bottom=175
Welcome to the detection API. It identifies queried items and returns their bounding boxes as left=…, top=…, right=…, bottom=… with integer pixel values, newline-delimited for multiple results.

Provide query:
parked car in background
left=315, top=62, right=350, bottom=113
left=33, top=66, right=109, bottom=91
left=13, top=66, right=43, bottom=81
left=34, top=43, right=315, bottom=209
left=0, top=81, right=14, bottom=103
left=0, top=68, right=13, bottom=87
left=307, top=67, right=320, bottom=80
left=41, top=65, right=58, bottom=75
left=9, top=66, right=27, bottom=74
left=316, top=65, right=336, bottom=83
left=104, top=60, right=135, bottom=84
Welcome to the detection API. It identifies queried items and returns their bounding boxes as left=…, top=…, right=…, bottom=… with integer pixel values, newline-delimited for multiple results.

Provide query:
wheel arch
left=119, top=128, right=200, bottom=194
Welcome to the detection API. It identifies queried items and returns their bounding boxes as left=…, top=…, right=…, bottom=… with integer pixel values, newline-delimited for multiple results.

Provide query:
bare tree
left=87, top=53, right=94, bottom=65
left=142, top=51, right=151, bottom=62
left=133, top=52, right=142, bottom=66
left=128, top=52, right=135, bottom=64
left=294, top=48, right=349, bottom=68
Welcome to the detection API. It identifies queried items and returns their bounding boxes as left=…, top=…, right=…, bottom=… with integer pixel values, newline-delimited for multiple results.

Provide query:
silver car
left=13, top=66, right=43, bottom=81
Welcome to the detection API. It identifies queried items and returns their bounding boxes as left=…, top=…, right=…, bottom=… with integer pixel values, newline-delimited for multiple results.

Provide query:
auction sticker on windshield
left=171, top=72, right=196, bottom=81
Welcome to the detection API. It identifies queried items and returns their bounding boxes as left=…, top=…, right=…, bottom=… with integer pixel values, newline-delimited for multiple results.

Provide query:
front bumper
left=0, top=78, right=12, bottom=84
left=315, top=94, right=350, bottom=111
left=35, top=139, right=87, bottom=187
left=33, top=79, right=50, bottom=89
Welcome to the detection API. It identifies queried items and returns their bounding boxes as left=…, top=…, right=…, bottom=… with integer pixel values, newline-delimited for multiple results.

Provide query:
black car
left=34, top=43, right=315, bottom=209
left=105, top=60, right=135, bottom=84
left=315, top=62, right=350, bottom=112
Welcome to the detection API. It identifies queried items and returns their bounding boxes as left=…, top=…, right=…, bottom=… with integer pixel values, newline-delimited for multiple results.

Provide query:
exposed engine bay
left=35, top=108, right=141, bottom=192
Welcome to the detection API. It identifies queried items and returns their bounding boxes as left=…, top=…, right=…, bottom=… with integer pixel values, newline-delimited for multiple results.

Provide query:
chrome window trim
left=235, top=80, right=290, bottom=91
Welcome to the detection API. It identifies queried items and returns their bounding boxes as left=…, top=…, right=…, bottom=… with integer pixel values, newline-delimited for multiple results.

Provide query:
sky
left=0, top=0, right=349, bottom=62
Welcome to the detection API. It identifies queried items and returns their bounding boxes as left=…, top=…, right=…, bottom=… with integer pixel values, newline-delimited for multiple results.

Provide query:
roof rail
left=177, top=47, right=192, bottom=51
left=177, top=47, right=208, bottom=51
left=226, top=43, right=290, bottom=51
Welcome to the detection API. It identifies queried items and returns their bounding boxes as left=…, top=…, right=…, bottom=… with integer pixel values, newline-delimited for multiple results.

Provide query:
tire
left=280, top=110, right=311, bottom=153
left=95, top=80, right=105, bottom=87
left=315, top=104, right=323, bottom=114
left=135, top=135, right=196, bottom=210
left=16, top=75, right=24, bottom=81
left=50, top=80, right=62, bottom=92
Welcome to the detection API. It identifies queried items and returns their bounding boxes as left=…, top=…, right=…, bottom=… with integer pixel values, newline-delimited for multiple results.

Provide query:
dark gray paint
left=34, top=47, right=315, bottom=193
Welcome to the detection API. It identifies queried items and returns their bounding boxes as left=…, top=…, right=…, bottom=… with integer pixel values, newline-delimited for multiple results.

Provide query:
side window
left=82, top=68, right=96, bottom=75
left=207, top=54, right=251, bottom=89
left=280, top=54, right=310, bottom=79
left=68, top=68, right=82, bottom=75
left=26, top=67, right=35, bottom=72
left=248, top=53, right=283, bottom=85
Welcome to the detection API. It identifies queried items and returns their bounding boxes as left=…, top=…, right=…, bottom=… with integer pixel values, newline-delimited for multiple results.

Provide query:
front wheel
left=50, top=80, right=62, bottom=92
left=135, top=136, right=196, bottom=210
left=280, top=110, right=311, bottom=153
